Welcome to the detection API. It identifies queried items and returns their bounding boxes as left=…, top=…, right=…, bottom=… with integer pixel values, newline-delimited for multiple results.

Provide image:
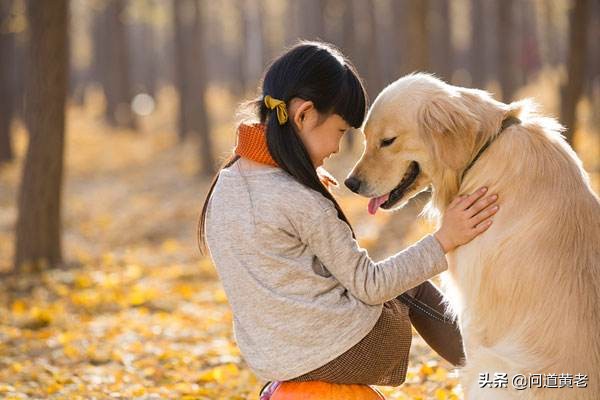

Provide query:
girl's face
left=289, top=99, right=351, bottom=168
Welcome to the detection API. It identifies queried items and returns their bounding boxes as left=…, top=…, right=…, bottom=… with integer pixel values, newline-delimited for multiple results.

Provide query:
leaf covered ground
left=0, top=78, right=597, bottom=399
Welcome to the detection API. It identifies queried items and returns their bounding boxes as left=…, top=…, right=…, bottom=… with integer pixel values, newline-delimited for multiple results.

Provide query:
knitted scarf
left=234, top=123, right=338, bottom=188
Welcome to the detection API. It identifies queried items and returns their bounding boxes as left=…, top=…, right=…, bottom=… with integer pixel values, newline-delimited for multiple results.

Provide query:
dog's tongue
left=368, top=193, right=390, bottom=215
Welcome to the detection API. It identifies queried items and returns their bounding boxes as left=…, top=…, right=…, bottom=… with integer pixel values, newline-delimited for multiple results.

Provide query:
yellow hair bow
left=264, top=95, right=288, bottom=125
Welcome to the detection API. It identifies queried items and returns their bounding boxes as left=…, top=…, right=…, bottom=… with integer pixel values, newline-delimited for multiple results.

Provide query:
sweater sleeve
left=299, top=207, right=448, bottom=306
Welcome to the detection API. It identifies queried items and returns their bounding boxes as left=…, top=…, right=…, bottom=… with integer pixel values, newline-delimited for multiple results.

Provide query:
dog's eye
left=380, top=137, right=397, bottom=148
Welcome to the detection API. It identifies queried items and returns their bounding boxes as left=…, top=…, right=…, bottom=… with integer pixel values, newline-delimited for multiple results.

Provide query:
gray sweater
left=204, top=157, right=448, bottom=381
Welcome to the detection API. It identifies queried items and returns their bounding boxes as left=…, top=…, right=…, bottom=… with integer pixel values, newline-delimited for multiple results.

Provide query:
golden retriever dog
left=345, top=73, right=600, bottom=399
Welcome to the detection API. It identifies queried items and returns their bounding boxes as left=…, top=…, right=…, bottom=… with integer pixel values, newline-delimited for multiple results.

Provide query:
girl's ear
left=292, top=100, right=315, bottom=131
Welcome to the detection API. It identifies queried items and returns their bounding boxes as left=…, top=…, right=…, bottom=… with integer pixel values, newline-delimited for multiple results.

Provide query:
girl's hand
left=434, top=187, right=499, bottom=253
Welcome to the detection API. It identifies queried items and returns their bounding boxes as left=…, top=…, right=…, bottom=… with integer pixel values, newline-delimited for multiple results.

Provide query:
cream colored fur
left=348, top=73, right=600, bottom=399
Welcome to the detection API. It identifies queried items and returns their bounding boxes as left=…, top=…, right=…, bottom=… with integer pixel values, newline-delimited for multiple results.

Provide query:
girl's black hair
left=198, top=41, right=368, bottom=255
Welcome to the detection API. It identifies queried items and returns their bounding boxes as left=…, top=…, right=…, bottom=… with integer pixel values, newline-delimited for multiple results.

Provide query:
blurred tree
left=193, top=1, right=214, bottom=176
left=540, top=0, right=562, bottom=67
left=143, top=0, right=158, bottom=97
left=392, top=0, right=411, bottom=76
left=130, top=0, right=158, bottom=97
left=585, top=0, right=599, bottom=92
left=68, top=0, right=89, bottom=106
left=585, top=0, right=600, bottom=128
left=341, top=0, right=357, bottom=73
left=91, top=2, right=109, bottom=101
left=344, top=1, right=384, bottom=95
left=69, top=67, right=88, bottom=106
left=429, top=0, right=452, bottom=82
left=233, top=0, right=248, bottom=95
left=560, top=0, right=590, bottom=145
left=302, top=0, right=326, bottom=40
left=173, top=0, right=195, bottom=141
left=519, top=0, right=541, bottom=83
left=204, top=1, right=230, bottom=91
left=364, top=0, right=384, bottom=94
left=341, top=0, right=357, bottom=149
left=498, top=0, right=517, bottom=101
left=0, top=0, right=16, bottom=164
left=106, top=0, right=136, bottom=129
left=172, top=0, right=214, bottom=175
left=482, top=0, right=499, bottom=84
left=585, top=1, right=600, bottom=86
left=284, top=0, right=300, bottom=47
left=259, top=0, right=273, bottom=64
left=470, top=0, right=486, bottom=87
left=92, top=0, right=137, bottom=129
left=406, top=0, right=429, bottom=73
left=372, top=1, right=395, bottom=86
left=15, top=0, right=69, bottom=270
left=241, top=0, right=265, bottom=93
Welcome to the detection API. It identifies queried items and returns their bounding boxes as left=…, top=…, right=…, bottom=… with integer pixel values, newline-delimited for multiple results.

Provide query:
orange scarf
left=234, top=123, right=338, bottom=188
left=235, top=123, right=278, bottom=167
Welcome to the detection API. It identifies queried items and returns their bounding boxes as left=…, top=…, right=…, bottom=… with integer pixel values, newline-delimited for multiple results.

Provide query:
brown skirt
left=287, top=298, right=412, bottom=386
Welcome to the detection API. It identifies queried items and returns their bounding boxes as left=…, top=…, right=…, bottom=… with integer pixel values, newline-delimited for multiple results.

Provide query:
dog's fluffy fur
left=348, top=73, right=600, bottom=399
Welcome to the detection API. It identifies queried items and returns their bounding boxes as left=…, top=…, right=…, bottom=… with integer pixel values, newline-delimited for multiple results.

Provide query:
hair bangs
left=332, top=68, right=368, bottom=129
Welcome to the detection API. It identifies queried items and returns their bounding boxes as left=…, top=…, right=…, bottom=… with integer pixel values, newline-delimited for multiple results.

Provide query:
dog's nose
left=344, top=176, right=362, bottom=193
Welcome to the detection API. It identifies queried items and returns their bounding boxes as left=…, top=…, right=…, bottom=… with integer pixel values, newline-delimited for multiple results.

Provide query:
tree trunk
left=342, top=0, right=357, bottom=149
left=585, top=0, right=599, bottom=129
left=301, top=0, right=326, bottom=40
left=15, top=0, right=69, bottom=271
left=540, top=1, right=561, bottom=67
left=584, top=0, right=599, bottom=97
left=91, top=2, right=109, bottom=98
left=142, top=0, right=157, bottom=97
left=173, top=0, right=190, bottom=141
left=482, top=0, right=498, bottom=84
left=92, top=1, right=136, bottom=129
left=192, top=0, right=215, bottom=176
left=430, top=0, right=452, bottom=82
left=519, top=0, right=541, bottom=83
left=105, top=0, right=136, bottom=129
left=245, top=0, right=265, bottom=85
left=470, top=0, right=486, bottom=87
left=233, top=0, right=248, bottom=95
left=172, top=0, right=214, bottom=175
left=498, top=0, right=517, bottom=102
left=392, top=0, right=411, bottom=76
left=131, top=3, right=157, bottom=98
left=560, top=0, right=590, bottom=145
left=0, top=0, right=15, bottom=163
left=234, top=0, right=266, bottom=95
left=284, top=0, right=300, bottom=47
left=365, top=0, right=384, bottom=94
left=406, top=0, right=429, bottom=73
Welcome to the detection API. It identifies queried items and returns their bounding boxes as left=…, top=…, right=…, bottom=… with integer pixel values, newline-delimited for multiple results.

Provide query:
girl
left=198, top=42, right=499, bottom=394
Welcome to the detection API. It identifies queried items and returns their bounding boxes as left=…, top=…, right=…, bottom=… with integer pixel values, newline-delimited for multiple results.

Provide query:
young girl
left=198, top=42, right=499, bottom=394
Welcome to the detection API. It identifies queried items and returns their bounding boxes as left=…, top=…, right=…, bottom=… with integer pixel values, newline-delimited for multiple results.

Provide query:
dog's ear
left=418, top=95, right=479, bottom=170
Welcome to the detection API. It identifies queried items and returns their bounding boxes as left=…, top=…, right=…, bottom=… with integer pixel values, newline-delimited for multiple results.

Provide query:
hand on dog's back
left=433, top=186, right=499, bottom=253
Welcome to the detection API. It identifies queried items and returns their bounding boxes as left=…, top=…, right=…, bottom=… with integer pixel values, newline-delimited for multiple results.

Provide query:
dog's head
left=346, top=73, right=503, bottom=214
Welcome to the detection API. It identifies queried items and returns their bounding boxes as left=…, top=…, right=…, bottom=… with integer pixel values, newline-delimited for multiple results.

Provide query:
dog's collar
left=460, top=115, right=521, bottom=181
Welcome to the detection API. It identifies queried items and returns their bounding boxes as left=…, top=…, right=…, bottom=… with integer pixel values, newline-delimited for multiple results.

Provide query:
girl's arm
left=297, top=187, right=498, bottom=306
